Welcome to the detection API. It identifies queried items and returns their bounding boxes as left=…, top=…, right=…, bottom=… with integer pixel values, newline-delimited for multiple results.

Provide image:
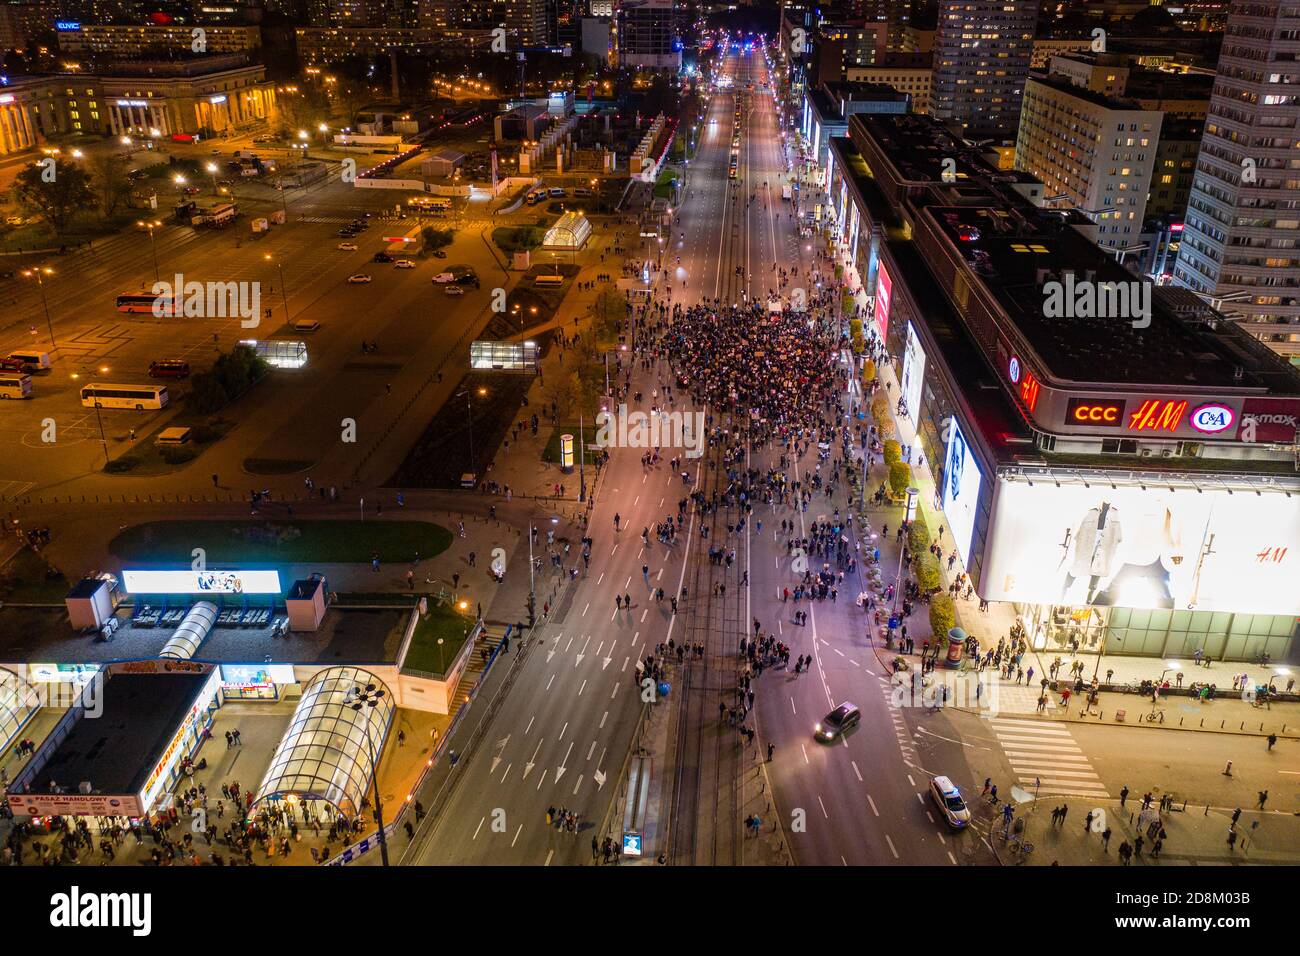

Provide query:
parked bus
left=0, top=373, right=32, bottom=399
left=533, top=273, right=564, bottom=288
left=409, top=195, right=452, bottom=213
left=116, top=292, right=176, bottom=315
left=80, top=383, right=169, bottom=410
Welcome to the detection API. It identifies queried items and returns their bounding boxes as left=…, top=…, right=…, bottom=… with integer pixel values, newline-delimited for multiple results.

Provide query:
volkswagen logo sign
left=1190, top=403, right=1235, bottom=434
left=1008, top=355, right=1021, bottom=384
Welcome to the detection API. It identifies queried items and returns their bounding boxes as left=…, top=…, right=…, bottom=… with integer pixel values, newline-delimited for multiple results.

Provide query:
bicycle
left=1144, top=710, right=1165, bottom=724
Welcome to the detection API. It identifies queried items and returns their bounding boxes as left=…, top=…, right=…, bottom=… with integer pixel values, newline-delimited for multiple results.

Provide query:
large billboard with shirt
left=981, top=479, right=1300, bottom=614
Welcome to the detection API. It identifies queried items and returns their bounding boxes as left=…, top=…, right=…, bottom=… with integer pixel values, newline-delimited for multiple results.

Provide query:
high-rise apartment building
left=931, top=0, right=1036, bottom=139
left=616, top=0, right=679, bottom=70
left=1015, top=70, right=1164, bottom=250
left=1173, top=0, right=1300, bottom=363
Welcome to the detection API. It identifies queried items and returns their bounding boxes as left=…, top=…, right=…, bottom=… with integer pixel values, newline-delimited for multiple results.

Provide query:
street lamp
left=72, top=365, right=112, bottom=465
left=457, top=386, right=487, bottom=479
left=264, top=253, right=290, bottom=324
left=343, top=682, right=390, bottom=867
left=137, top=220, right=162, bottom=283
left=206, top=162, right=219, bottom=195
left=22, top=267, right=57, bottom=349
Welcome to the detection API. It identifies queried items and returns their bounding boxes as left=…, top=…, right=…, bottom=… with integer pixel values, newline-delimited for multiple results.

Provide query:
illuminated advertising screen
left=981, top=481, right=1300, bottom=614
left=122, top=569, right=282, bottom=595
left=900, top=321, right=925, bottom=425
left=940, top=419, right=982, bottom=566
left=874, top=262, right=893, bottom=342
left=221, top=663, right=296, bottom=685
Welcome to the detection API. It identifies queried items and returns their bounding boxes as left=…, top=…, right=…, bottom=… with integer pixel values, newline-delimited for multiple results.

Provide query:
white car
left=347, top=274, right=372, bottom=284
left=337, top=242, right=358, bottom=251
left=929, top=776, right=971, bottom=829
left=394, top=259, right=416, bottom=269
left=432, top=272, right=454, bottom=283
left=444, top=285, right=466, bottom=296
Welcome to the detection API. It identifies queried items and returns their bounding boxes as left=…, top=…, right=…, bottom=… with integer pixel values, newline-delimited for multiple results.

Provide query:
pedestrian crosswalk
left=296, top=214, right=406, bottom=224
left=984, top=716, right=1109, bottom=799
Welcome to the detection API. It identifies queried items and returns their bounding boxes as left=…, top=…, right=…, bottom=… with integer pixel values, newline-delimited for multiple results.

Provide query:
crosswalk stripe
left=989, top=721, right=1072, bottom=733
left=989, top=717, right=1068, bottom=728
left=1027, top=781, right=1110, bottom=791
left=1030, top=785, right=1111, bottom=797
left=999, top=742, right=1087, bottom=753
left=1004, top=751, right=1092, bottom=762
left=994, top=734, right=1077, bottom=745
left=1011, top=766, right=1104, bottom=778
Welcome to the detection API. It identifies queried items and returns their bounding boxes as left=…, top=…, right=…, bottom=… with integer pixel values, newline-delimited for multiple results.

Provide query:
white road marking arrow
left=555, top=742, right=574, bottom=783
left=490, top=734, right=511, bottom=774
left=523, top=737, right=544, bottom=779
left=594, top=769, right=607, bottom=789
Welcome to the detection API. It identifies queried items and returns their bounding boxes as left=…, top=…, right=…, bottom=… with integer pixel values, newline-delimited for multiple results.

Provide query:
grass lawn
left=386, top=371, right=533, bottom=488
left=492, top=224, right=546, bottom=253
left=403, top=601, right=476, bottom=676
left=543, top=424, right=601, bottom=464
left=0, top=210, right=140, bottom=253
left=109, top=519, right=453, bottom=566
left=103, top=417, right=235, bottom=476
left=0, top=548, right=70, bottom=603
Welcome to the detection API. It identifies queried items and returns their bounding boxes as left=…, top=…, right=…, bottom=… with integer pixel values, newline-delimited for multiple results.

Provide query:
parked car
left=347, top=274, right=372, bottom=284
left=337, top=242, right=359, bottom=251
left=431, top=249, right=448, bottom=259
left=372, top=252, right=394, bottom=263
left=444, top=285, right=466, bottom=296
left=292, top=318, right=321, bottom=333
left=394, top=259, right=416, bottom=269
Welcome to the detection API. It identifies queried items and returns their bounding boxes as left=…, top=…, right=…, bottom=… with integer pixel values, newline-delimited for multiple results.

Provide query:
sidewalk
left=975, top=792, right=1300, bottom=866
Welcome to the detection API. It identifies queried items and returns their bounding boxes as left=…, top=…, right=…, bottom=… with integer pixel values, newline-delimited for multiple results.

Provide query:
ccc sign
left=1067, top=398, right=1125, bottom=427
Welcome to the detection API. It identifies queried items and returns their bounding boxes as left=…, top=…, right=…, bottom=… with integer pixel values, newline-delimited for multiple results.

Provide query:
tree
left=12, top=159, right=96, bottom=236
left=929, top=593, right=956, bottom=640
left=422, top=226, right=454, bottom=251
left=545, top=371, right=587, bottom=422
left=913, top=550, right=941, bottom=594
left=888, top=461, right=912, bottom=497
left=883, top=439, right=902, bottom=466
left=87, top=153, right=132, bottom=220
left=276, top=84, right=332, bottom=138
left=861, top=358, right=876, bottom=385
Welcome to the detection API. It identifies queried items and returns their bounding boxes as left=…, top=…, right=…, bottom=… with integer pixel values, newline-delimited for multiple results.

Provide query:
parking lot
left=0, top=166, right=511, bottom=485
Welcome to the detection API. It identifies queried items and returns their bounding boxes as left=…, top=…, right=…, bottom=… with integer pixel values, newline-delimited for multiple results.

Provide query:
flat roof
left=850, top=114, right=990, bottom=186
left=1027, top=72, right=1156, bottom=113
left=28, top=673, right=206, bottom=797
left=925, top=204, right=1300, bottom=392
left=885, top=238, right=1033, bottom=463
left=0, top=605, right=409, bottom=666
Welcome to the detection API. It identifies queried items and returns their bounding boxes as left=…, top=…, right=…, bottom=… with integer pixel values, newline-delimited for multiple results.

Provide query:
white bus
left=533, top=273, right=564, bottom=288
left=409, top=195, right=452, bottom=213
left=80, top=383, right=169, bottom=410
left=0, top=373, right=32, bottom=399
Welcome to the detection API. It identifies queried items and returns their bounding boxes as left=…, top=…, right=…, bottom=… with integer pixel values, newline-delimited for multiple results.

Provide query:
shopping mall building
left=816, top=113, right=1300, bottom=663
left=0, top=571, right=483, bottom=831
